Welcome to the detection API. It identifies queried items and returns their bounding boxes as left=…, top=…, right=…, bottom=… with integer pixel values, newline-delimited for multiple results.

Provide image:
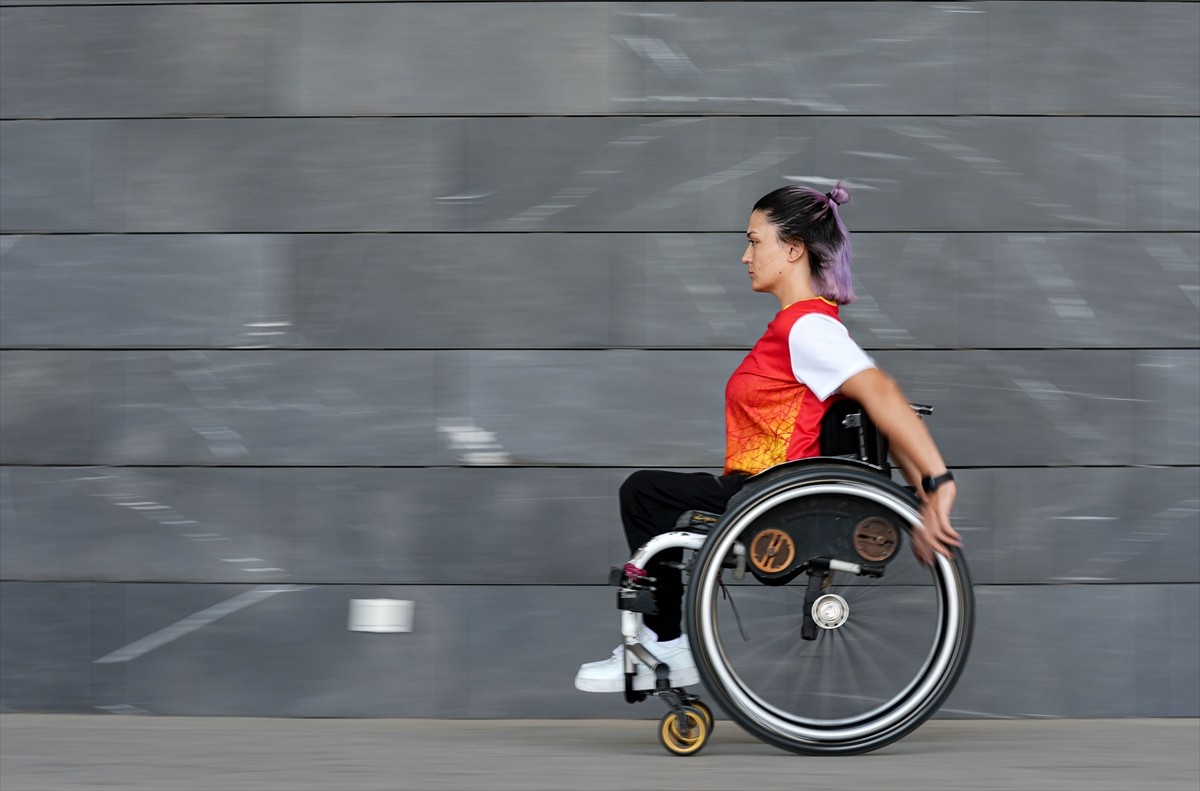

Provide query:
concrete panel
left=1133, top=350, right=1200, bottom=467
left=974, top=2, right=1200, bottom=115
left=0, top=582, right=96, bottom=712
left=460, top=116, right=1200, bottom=232
left=4, top=4, right=1196, bottom=117
left=0, top=581, right=642, bottom=718
left=274, top=3, right=609, bottom=116
left=0, top=352, right=96, bottom=463
left=447, top=348, right=1198, bottom=467
left=871, top=349, right=1195, bottom=469
left=950, top=583, right=1200, bottom=718
left=106, top=583, right=473, bottom=717
left=1148, top=583, right=1200, bottom=717
left=617, top=2, right=1200, bottom=116
left=4, top=118, right=1195, bottom=233
left=0, top=235, right=294, bottom=348
left=952, top=467, right=1200, bottom=586
left=0, top=466, right=296, bottom=584
left=848, top=233, right=1200, bottom=351
left=287, top=468, right=627, bottom=585
left=0, top=119, right=456, bottom=233
left=0, top=122, right=95, bottom=232
left=3, top=349, right=1195, bottom=466
left=290, top=233, right=617, bottom=350
left=0, top=4, right=608, bottom=118
left=7, top=466, right=1193, bottom=586
left=0, top=350, right=445, bottom=465
left=436, top=348, right=727, bottom=467
left=0, top=6, right=271, bottom=118
left=2, top=580, right=1196, bottom=718
left=4, top=232, right=1194, bottom=351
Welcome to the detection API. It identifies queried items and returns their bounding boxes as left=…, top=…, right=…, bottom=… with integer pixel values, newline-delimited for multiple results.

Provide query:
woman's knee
left=619, top=469, right=658, bottom=501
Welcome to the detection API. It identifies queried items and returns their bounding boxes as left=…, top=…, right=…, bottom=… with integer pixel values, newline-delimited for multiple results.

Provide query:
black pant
left=619, top=470, right=748, bottom=642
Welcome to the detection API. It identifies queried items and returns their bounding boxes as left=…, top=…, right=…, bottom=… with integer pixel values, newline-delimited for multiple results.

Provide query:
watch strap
left=921, top=470, right=955, bottom=494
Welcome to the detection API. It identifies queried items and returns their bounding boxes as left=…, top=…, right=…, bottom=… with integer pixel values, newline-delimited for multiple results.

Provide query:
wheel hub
left=811, top=593, right=849, bottom=630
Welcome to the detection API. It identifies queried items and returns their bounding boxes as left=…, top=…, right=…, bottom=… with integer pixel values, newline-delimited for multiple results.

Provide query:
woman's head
left=750, top=182, right=856, bottom=304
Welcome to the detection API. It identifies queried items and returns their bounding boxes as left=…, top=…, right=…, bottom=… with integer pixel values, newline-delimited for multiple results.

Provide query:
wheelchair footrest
left=618, top=587, right=657, bottom=614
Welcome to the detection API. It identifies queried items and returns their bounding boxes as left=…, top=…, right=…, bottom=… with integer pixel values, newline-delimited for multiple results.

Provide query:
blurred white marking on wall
left=437, top=417, right=511, bottom=465
left=94, top=585, right=309, bottom=664
left=614, top=35, right=700, bottom=76
left=845, top=151, right=913, bottom=162
left=1007, top=236, right=1097, bottom=321
left=782, top=176, right=880, bottom=192
left=245, top=321, right=291, bottom=338
left=434, top=192, right=495, bottom=204
left=1142, top=238, right=1200, bottom=309
left=166, top=352, right=251, bottom=458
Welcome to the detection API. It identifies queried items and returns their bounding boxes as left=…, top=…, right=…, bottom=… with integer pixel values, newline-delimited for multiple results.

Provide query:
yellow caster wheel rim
left=658, top=706, right=709, bottom=756
left=690, top=701, right=714, bottom=732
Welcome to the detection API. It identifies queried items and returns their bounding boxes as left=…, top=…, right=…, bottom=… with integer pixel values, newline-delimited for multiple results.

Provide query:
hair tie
left=825, top=181, right=851, bottom=207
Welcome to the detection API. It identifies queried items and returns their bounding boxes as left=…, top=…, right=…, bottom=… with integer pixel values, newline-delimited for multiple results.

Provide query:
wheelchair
left=608, top=399, right=974, bottom=756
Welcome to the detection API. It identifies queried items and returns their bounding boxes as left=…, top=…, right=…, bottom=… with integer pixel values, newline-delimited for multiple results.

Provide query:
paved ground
left=1, top=715, right=1197, bottom=791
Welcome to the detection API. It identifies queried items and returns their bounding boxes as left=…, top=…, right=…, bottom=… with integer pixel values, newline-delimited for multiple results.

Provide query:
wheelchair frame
left=607, top=400, right=974, bottom=756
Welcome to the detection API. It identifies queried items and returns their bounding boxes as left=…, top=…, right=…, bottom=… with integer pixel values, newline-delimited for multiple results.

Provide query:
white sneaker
left=574, top=631, right=700, bottom=693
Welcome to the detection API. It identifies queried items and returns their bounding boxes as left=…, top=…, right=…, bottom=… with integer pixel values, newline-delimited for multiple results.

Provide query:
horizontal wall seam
left=3, top=579, right=1197, bottom=586
left=3, top=346, right=1197, bottom=352
left=4, top=230, right=1200, bottom=236
left=1, top=463, right=1196, bottom=470
left=3, top=113, right=1199, bottom=122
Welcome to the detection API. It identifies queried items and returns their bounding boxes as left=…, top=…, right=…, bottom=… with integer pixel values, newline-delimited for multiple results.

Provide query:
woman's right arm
left=837, top=367, right=961, bottom=563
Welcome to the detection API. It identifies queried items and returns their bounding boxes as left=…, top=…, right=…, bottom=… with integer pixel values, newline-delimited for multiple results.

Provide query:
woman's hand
left=912, top=480, right=961, bottom=566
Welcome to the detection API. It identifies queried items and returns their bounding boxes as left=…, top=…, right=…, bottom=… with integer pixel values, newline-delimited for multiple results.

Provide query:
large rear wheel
left=684, top=464, right=973, bottom=755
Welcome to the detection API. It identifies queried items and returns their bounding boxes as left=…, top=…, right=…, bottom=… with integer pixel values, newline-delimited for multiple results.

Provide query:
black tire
left=684, top=463, right=974, bottom=755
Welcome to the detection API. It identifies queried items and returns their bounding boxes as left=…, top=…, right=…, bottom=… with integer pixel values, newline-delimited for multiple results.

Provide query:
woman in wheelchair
left=573, top=183, right=970, bottom=756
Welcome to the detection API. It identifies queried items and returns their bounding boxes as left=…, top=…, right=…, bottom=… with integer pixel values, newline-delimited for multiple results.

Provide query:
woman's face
left=742, top=210, right=792, bottom=294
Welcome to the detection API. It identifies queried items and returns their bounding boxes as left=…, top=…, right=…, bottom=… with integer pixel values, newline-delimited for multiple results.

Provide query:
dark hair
left=752, top=181, right=855, bottom=304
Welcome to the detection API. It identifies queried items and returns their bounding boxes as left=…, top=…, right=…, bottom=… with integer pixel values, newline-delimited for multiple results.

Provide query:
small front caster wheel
left=689, top=700, right=715, bottom=733
left=658, top=706, right=710, bottom=756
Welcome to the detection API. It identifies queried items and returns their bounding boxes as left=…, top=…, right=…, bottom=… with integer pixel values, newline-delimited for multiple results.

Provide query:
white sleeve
left=788, top=313, right=876, bottom=401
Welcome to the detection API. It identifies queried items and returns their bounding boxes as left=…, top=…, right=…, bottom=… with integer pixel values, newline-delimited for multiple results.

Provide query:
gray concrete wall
left=1, top=1, right=1197, bottom=719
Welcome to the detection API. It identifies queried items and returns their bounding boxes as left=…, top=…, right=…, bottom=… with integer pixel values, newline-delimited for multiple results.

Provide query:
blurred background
left=0, top=1, right=1197, bottom=720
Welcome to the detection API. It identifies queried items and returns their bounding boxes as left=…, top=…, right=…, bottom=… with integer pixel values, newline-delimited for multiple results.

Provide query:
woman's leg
left=619, top=470, right=745, bottom=641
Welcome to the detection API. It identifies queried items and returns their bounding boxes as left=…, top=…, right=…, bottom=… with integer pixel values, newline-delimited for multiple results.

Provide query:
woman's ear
left=787, top=240, right=806, bottom=263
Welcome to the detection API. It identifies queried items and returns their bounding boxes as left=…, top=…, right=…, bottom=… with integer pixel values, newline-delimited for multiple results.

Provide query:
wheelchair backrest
left=819, top=399, right=934, bottom=473
left=819, top=398, right=890, bottom=471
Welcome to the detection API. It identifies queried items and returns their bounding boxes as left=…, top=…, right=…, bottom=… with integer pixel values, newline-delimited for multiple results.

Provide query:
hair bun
left=826, top=181, right=851, bottom=206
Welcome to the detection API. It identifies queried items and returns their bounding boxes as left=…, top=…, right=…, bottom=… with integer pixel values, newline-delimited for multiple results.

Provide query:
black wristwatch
left=921, top=470, right=955, bottom=494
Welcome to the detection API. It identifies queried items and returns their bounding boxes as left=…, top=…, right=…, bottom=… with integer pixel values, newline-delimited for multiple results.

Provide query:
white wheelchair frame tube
left=621, top=530, right=744, bottom=672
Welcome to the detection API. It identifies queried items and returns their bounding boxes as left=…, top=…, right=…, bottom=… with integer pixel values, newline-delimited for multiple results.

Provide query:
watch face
left=924, top=471, right=953, bottom=493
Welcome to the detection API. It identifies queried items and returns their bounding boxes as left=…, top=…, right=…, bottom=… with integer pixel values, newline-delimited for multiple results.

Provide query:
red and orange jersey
left=724, top=298, right=853, bottom=475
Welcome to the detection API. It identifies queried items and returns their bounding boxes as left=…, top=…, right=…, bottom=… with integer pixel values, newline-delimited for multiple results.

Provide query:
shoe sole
left=574, top=666, right=700, bottom=694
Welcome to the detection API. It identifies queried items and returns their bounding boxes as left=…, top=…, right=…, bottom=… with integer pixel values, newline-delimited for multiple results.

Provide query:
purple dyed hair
left=752, top=181, right=856, bottom=304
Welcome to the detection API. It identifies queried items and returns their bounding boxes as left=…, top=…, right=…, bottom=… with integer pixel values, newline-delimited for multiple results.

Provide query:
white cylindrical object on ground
left=348, top=599, right=414, bottom=633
